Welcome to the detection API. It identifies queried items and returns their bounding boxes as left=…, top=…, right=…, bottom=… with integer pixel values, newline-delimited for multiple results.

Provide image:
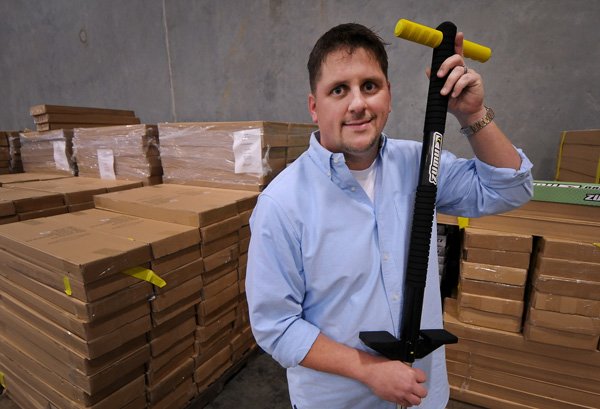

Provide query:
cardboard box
left=460, top=277, right=525, bottom=301
left=148, top=307, right=196, bottom=357
left=527, top=307, right=600, bottom=335
left=151, top=275, right=203, bottom=312
left=151, top=245, right=202, bottom=275
left=0, top=171, right=72, bottom=186
left=457, top=304, right=521, bottom=332
left=462, top=247, right=531, bottom=269
left=533, top=271, right=600, bottom=300
left=52, top=208, right=200, bottom=259
left=195, top=306, right=237, bottom=344
left=536, top=255, right=600, bottom=282
left=524, top=322, right=600, bottom=351
left=0, top=217, right=152, bottom=283
left=194, top=345, right=232, bottom=390
left=94, top=184, right=258, bottom=227
left=202, top=260, right=239, bottom=286
left=154, top=257, right=204, bottom=295
left=203, top=243, right=239, bottom=272
left=539, top=236, right=600, bottom=263
left=147, top=339, right=194, bottom=377
left=151, top=293, right=202, bottom=327
left=146, top=357, right=194, bottom=403
left=200, top=214, right=241, bottom=242
left=0, top=186, right=65, bottom=213
left=460, top=260, right=527, bottom=286
left=463, top=228, right=533, bottom=252
left=197, top=283, right=239, bottom=325
left=531, top=291, right=600, bottom=317
left=149, top=377, right=196, bottom=409
left=458, top=291, right=524, bottom=317
left=201, top=231, right=239, bottom=258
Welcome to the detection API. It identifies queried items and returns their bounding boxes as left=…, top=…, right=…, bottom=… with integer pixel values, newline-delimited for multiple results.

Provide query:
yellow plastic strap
left=63, top=276, right=72, bottom=296
left=555, top=131, right=567, bottom=180
left=457, top=217, right=470, bottom=229
left=123, top=267, right=166, bottom=288
left=0, top=371, right=5, bottom=388
left=595, top=157, right=600, bottom=183
left=594, top=243, right=600, bottom=249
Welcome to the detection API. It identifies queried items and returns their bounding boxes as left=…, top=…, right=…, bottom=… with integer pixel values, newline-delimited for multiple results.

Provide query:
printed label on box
left=97, top=149, right=116, bottom=180
left=233, top=129, right=263, bottom=175
left=53, top=140, right=70, bottom=171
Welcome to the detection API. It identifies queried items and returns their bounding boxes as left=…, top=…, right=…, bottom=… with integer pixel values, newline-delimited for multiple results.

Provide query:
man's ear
left=387, top=81, right=392, bottom=113
left=308, top=93, right=318, bottom=124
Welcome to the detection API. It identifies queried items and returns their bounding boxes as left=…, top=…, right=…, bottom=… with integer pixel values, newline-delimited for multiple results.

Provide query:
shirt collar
left=308, top=130, right=388, bottom=175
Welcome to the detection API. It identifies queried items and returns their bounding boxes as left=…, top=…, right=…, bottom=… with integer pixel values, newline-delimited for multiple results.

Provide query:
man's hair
left=307, top=23, right=389, bottom=93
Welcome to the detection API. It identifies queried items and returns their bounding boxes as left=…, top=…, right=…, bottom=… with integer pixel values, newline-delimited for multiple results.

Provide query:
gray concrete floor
left=0, top=351, right=482, bottom=409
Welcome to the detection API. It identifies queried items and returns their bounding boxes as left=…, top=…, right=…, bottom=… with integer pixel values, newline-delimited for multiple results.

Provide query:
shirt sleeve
left=436, top=147, right=534, bottom=217
left=245, top=194, right=321, bottom=368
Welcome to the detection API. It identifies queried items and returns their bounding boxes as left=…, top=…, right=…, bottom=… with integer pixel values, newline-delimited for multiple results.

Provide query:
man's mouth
left=343, top=117, right=373, bottom=127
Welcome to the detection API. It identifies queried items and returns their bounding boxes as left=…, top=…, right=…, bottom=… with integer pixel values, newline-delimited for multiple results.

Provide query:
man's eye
left=363, top=82, right=377, bottom=92
left=331, top=86, right=344, bottom=96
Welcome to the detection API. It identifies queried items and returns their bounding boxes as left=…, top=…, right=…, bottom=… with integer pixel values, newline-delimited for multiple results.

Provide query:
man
left=246, top=23, right=532, bottom=408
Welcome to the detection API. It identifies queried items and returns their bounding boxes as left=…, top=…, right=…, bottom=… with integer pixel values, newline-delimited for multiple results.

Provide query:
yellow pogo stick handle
left=394, top=19, right=492, bottom=63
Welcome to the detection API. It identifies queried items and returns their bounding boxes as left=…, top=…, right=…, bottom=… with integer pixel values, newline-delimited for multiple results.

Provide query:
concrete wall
left=2, top=0, right=599, bottom=179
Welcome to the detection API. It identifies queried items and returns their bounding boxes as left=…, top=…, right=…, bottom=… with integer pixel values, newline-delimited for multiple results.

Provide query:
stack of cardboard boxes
left=29, top=104, right=140, bottom=132
left=0, top=131, right=23, bottom=174
left=0, top=177, right=142, bottom=223
left=157, top=121, right=315, bottom=191
left=93, top=184, right=259, bottom=404
left=19, top=129, right=77, bottom=176
left=456, top=228, right=532, bottom=333
left=525, top=237, right=600, bottom=350
left=73, top=124, right=162, bottom=186
left=0, top=216, right=154, bottom=409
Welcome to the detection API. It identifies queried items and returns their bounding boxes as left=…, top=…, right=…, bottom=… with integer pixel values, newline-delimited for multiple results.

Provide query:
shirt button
left=383, top=252, right=389, bottom=261
left=350, top=186, right=356, bottom=192
left=392, top=293, right=400, bottom=302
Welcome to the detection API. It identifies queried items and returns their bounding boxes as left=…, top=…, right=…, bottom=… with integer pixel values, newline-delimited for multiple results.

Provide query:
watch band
left=460, top=106, right=495, bottom=137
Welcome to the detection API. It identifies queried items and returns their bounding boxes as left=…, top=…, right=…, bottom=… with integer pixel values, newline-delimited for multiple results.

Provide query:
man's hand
left=361, top=356, right=428, bottom=407
left=428, top=32, right=487, bottom=128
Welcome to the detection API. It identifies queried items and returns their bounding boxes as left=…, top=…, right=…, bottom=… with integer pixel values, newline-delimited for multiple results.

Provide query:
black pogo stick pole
left=359, top=20, right=458, bottom=366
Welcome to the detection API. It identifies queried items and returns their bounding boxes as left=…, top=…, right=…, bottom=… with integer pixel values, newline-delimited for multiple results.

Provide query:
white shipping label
left=97, top=149, right=116, bottom=180
left=233, top=129, right=263, bottom=174
left=53, top=140, right=70, bottom=171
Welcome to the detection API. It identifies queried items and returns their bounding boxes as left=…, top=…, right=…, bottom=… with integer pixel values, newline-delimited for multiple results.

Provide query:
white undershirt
left=349, top=158, right=378, bottom=203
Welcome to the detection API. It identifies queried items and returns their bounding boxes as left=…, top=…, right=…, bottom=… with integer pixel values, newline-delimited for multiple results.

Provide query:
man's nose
left=348, top=90, right=367, bottom=113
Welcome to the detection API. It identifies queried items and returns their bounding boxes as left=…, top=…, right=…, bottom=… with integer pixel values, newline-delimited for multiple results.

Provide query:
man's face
left=308, top=47, right=391, bottom=170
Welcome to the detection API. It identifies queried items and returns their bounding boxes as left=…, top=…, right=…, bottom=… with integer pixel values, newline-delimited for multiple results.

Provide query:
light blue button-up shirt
left=246, top=132, right=533, bottom=409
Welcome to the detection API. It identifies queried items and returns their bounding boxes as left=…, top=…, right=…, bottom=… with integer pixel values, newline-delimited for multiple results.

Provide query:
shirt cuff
left=271, top=318, right=321, bottom=368
left=474, top=148, right=533, bottom=187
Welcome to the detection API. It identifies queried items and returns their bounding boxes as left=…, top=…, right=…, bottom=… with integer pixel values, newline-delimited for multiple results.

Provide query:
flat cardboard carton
left=195, top=306, right=237, bottom=343
left=147, top=339, right=194, bottom=377
left=463, top=228, right=533, bottom=252
left=148, top=307, right=196, bottom=357
left=197, top=283, right=239, bottom=325
left=194, top=345, right=232, bottom=390
left=0, top=186, right=64, bottom=212
left=526, top=306, right=600, bottom=335
left=539, top=236, right=600, bottom=263
left=462, top=247, right=531, bottom=269
left=457, top=304, right=521, bottom=332
left=146, top=344, right=194, bottom=384
left=531, top=290, right=600, bottom=317
left=201, top=269, right=238, bottom=299
left=524, top=322, right=600, bottom=351
left=149, top=377, right=196, bottom=409
left=0, top=247, right=148, bottom=303
left=151, top=245, right=202, bottom=275
left=18, top=204, right=68, bottom=220
left=536, top=255, right=600, bottom=282
left=0, top=217, right=151, bottom=283
left=203, top=243, right=239, bottom=272
left=52, top=208, right=200, bottom=259
left=150, top=274, right=203, bottom=312
left=202, top=260, right=239, bottom=286
left=151, top=293, right=202, bottom=327
left=460, top=277, right=525, bottom=301
left=458, top=291, right=524, bottom=317
left=94, top=184, right=257, bottom=227
left=200, top=214, right=241, bottom=242
left=201, top=231, right=239, bottom=258
left=460, top=260, right=527, bottom=286
left=533, top=271, right=600, bottom=300
left=146, top=357, right=194, bottom=403
left=154, top=257, right=204, bottom=295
